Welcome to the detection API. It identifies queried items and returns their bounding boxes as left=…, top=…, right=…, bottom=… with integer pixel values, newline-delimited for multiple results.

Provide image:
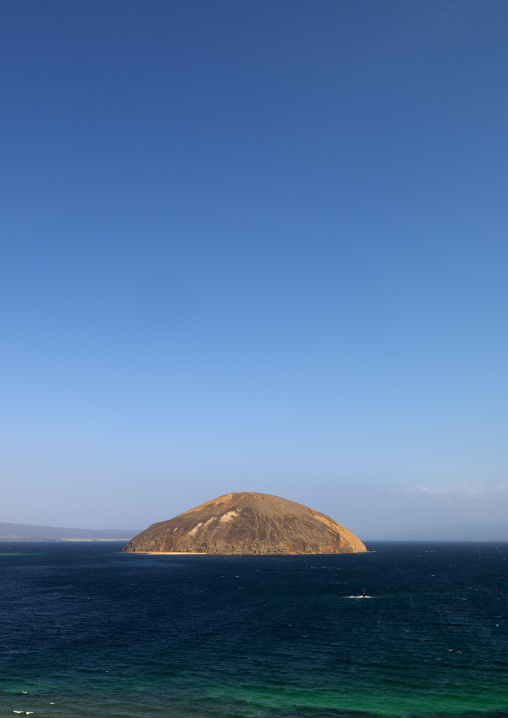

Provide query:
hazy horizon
left=2, top=1, right=507, bottom=538
left=2, top=515, right=508, bottom=543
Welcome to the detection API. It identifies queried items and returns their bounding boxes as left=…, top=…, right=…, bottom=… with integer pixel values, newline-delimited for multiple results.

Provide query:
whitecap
left=347, top=595, right=371, bottom=599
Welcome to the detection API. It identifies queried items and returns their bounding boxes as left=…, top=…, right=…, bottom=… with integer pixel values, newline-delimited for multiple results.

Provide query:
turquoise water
left=0, top=541, right=506, bottom=717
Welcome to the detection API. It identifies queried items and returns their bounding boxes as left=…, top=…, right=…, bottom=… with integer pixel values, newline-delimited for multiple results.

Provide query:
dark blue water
left=0, top=542, right=507, bottom=717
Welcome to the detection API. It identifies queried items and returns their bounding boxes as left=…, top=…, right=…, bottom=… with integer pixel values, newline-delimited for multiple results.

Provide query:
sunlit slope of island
left=123, top=492, right=367, bottom=554
left=0, top=522, right=139, bottom=541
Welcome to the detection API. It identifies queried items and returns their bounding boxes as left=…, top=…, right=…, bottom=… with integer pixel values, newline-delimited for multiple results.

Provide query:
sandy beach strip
left=133, top=551, right=208, bottom=556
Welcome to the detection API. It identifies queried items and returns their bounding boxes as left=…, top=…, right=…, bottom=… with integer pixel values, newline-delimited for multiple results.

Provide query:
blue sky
left=2, top=0, right=507, bottom=537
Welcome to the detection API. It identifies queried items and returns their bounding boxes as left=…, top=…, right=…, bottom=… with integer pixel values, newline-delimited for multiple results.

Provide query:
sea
left=0, top=541, right=506, bottom=718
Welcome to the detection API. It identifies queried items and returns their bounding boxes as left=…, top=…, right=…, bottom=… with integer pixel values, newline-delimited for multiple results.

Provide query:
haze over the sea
left=2, top=1, right=507, bottom=539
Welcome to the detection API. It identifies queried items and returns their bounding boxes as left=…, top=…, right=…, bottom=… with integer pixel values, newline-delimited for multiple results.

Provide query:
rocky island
left=123, top=492, right=366, bottom=555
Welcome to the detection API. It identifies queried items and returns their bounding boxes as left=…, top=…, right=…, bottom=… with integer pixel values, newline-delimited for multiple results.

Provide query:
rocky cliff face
left=123, top=492, right=366, bottom=555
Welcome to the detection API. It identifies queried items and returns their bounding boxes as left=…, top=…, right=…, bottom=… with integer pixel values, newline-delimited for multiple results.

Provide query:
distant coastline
left=0, top=521, right=139, bottom=542
left=365, top=519, right=508, bottom=542
left=0, top=537, right=134, bottom=543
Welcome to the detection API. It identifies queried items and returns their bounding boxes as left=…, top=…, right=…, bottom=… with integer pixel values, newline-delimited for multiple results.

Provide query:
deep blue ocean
left=0, top=541, right=507, bottom=717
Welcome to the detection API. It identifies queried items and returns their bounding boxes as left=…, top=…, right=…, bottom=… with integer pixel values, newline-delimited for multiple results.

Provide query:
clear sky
left=2, top=0, right=507, bottom=538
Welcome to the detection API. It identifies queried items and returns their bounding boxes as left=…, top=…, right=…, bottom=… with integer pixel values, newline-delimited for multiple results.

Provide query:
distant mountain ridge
left=367, top=520, right=508, bottom=542
left=0, top=521, right=139, bottom=541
